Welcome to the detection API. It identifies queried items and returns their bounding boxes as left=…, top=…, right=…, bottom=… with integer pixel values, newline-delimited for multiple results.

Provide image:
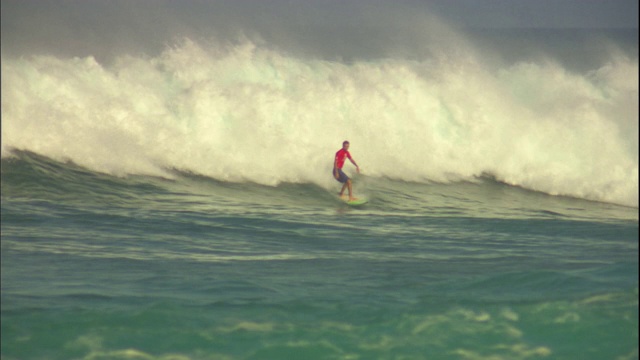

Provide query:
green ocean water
left=1, top=152, right=637, bottom=359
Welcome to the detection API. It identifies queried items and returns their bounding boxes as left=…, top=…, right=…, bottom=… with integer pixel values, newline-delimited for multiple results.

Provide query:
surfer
left=333, top=140, right=360, bottom=201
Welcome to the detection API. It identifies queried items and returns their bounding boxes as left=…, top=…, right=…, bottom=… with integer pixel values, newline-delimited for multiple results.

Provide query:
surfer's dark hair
left=343, top=140, right=349, bottom=146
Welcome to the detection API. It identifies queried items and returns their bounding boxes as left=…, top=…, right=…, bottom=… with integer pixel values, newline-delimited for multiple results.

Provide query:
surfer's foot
left=349, top=197, right=357, bottom=201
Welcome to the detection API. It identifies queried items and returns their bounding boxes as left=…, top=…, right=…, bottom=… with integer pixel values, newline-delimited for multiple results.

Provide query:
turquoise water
left=2, top=152, right=637, bottom=359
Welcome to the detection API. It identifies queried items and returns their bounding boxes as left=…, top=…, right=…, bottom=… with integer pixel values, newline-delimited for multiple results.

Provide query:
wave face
left=1, top=8, right=637, bottom=207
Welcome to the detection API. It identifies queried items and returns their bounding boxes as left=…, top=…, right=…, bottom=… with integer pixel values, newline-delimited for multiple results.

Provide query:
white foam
left=2, top=37, right=637, bottom=206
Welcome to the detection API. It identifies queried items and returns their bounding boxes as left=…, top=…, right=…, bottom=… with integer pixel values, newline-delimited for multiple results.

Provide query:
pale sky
left=424, top=0, right=638, bottom=28
left=2, top=0, right=637, bottom=61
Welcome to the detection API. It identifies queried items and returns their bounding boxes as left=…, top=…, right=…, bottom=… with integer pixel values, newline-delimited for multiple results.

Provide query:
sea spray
left=1, top=37, right=637, bottom=206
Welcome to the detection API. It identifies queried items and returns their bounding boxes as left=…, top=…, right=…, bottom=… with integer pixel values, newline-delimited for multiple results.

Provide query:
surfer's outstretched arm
left=352, top=160, right=360, bottom=173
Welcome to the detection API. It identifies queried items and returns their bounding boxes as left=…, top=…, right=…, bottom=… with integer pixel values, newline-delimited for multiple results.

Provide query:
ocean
left=1, top=2, right=638, bottom=359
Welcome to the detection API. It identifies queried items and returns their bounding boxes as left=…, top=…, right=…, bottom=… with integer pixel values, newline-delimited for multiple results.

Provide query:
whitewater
left=2, top=34, right=638, bottom=207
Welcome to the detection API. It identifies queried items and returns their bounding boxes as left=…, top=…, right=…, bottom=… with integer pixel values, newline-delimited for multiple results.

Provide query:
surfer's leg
left=338, top=169, right=350, bottom=198
left=339, top=182, right=348, bottom=197
left=347, top=179, right=355, bottom=201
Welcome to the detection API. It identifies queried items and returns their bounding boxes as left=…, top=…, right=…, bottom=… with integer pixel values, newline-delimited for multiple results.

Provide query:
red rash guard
left=335, top=149, right=352, bottom=169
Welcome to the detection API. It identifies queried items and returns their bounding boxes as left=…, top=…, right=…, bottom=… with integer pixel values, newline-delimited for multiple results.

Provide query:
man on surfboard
left=333, top=140, right=360, bottom=201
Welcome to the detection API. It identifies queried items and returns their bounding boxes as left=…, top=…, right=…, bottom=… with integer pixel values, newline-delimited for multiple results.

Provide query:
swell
left=2, top=151, right=637, bottom=224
